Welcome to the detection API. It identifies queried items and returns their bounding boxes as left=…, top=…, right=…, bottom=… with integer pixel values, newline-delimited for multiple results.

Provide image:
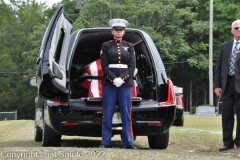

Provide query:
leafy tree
left=0, top=0, right=49, bottom=119
left=2, top=0, right=240, bottom=118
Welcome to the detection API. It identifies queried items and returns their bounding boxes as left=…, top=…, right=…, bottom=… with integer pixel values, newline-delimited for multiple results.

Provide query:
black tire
left=174, top=116, right=184, bottom=126
left=175, top=119, right=184, bottom=126
left=34, top=120, right=42, bottom=142
left=148, top=131, right=169, bottom=149
left=42, top=122, right=61, bottom=147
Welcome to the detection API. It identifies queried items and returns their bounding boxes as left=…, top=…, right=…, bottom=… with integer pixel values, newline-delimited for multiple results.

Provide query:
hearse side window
left=53, top=28, right=65, bottom=64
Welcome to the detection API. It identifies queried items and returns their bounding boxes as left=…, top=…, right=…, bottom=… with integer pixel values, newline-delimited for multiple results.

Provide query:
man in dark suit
left=214, top=19, right=240, bottom=151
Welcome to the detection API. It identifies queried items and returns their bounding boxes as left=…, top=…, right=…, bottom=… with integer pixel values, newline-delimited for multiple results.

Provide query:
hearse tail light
left=177, top=95, right=183, bottom=108
left=48, top=100, right=68, bottom=106
left=158, top=79, right=175, bottom=106
left=63, top=122, right=80, bottom=126
left=148, top=122, right=163, bottom=126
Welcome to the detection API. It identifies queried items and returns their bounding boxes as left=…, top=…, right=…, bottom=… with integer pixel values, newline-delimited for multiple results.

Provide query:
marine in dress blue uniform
left=99, top=19, right=137, bottom=149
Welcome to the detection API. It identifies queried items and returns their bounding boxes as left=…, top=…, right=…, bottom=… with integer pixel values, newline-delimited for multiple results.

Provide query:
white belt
left=109, top=64, right=128, bottom=68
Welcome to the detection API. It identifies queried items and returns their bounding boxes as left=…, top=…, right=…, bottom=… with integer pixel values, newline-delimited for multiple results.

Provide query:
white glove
left=113, top=77, right=125, bottom=87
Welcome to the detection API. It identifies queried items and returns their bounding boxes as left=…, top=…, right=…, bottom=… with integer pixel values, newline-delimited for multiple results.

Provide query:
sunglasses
left=234, top=27, right=240, bottom=30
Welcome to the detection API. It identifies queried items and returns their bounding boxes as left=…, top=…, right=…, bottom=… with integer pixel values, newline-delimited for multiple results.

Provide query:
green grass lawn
left=0, top=116, right=239, bottom=160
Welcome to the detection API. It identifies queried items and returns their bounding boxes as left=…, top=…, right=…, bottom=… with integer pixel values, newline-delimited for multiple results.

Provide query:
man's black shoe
left=219, top=145, right=234, bottom=151
left=99, top=144, right=110, bottom=148
left=125, top=145, right=137, bottom=149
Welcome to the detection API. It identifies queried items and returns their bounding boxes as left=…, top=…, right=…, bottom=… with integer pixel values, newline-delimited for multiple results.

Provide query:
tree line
left=0, top=0, right=239, bottom=118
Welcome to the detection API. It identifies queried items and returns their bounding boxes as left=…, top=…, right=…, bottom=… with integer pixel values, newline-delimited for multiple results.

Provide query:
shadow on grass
left=0, top=138, right=149, bottom=149
left=61, top=138, right=149, bottom=149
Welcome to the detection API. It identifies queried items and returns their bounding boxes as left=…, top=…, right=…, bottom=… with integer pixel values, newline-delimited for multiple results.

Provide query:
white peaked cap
left=108, top=18, right=129, bottom=29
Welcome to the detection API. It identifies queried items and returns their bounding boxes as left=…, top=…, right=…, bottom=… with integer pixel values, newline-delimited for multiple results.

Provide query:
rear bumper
left=45, top=101, right=176, bottom=137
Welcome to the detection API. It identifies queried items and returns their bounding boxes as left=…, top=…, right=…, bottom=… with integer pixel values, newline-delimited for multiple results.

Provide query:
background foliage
left=0, top=0, right=239, bottom=118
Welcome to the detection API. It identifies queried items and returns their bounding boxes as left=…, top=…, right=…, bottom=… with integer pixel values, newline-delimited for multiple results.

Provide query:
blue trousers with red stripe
left=101, top=85, right=134, bottom=146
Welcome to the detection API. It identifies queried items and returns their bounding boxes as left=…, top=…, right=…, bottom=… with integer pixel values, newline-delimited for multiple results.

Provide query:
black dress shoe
left=99, top=144, right=110, bottom=148
left=125, top=145, right=137, bottom=149
left=219, top=145, right=234, bottom=151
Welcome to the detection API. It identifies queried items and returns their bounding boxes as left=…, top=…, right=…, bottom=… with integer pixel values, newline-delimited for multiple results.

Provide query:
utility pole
left=209, top=0, right=213, bottom=105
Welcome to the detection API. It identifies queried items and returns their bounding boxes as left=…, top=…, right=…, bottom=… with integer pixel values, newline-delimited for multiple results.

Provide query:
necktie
left=229, top=42, right=239, bottom=75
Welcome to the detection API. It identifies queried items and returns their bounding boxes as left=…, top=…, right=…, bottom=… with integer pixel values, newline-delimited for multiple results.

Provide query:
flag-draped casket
left=78, top=59, right=139, bottom=97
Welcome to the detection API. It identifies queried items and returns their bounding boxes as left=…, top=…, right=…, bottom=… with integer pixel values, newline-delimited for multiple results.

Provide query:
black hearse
left=32, top=5, right=176, bottom=149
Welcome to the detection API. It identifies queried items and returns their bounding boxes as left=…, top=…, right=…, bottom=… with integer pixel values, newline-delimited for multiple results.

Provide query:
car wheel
left=174, top=117, right=184, bottom=126
left=42, top=122, right=61, bottom=147
left=148, top=131, right=169, bottom=149
left=34, top=120, right=42, bottom=142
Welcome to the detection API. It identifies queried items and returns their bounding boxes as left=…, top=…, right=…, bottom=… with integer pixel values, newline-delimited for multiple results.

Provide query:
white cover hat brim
left=108, top=19, right=129, bottom=29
